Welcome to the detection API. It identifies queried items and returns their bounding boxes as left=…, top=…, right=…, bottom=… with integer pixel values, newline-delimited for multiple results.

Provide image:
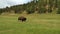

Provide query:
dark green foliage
left=57, top=10, right=60, bottom=14
left=57, top=8, right=60, bottom=14
left=26, top=9, right=35, bottom=14
left=14, top=9, right=22, bottom=14
left=0, top=9, right=3, bottom=15
left=0, top=10, right=2, bottom=15
left=57, top=0, right=60, bottom=14
left=38, top=7, right=46, bottom=13
left=48, top=9, right=52, bottom=13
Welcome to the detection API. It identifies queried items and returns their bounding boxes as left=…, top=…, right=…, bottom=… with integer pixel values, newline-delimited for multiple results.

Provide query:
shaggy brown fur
left=18, top=16, right=26, bottom=22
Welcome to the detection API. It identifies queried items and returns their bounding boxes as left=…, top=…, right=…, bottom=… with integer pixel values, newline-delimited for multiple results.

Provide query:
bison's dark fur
left=18, top=16, right=26, bottom=22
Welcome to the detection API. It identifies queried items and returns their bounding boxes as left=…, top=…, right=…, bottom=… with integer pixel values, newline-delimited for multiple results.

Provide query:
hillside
left=0, top=0, right=60, bottom=14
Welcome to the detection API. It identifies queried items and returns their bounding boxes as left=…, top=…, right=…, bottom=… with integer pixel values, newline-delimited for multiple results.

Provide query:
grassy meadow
left=0, top=14, right=60, bottom=34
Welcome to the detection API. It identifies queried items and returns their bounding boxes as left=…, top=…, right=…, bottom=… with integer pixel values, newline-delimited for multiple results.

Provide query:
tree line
left=0, top=0, right=60, bottom=15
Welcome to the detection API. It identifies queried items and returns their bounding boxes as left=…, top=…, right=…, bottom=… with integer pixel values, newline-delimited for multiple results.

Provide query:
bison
left=18, top=16, right=26, bottom=22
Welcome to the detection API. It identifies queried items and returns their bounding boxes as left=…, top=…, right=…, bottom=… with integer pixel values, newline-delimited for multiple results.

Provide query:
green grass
left=0, top=14, right=60, bottom=34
